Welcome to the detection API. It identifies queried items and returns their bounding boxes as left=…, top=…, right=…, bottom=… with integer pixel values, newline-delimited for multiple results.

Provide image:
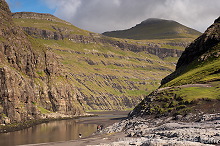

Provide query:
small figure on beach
left=79, top=133, right=82, bottom=138
left=97, top=125, right=103, bottom=131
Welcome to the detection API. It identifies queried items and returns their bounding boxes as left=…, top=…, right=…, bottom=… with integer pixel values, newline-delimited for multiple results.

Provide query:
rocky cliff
left=0, top=0, right=84, bottom=125
left=162, top=16, right=220, bottom=85
left=131, top=16, right=220, bottom=118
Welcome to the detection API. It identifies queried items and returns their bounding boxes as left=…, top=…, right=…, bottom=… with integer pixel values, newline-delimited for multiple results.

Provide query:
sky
left=6, top=0, right=220, bottom=33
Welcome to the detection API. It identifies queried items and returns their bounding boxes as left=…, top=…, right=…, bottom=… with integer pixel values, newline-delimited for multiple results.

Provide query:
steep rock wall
left=161, top=16, right=220, bottom=85
left=21, top=26, right=183, bottom=58
left=0, top=0, right=84, bottom=124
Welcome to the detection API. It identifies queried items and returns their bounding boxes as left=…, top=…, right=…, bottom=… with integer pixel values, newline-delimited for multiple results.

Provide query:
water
left=0, top=111, right=129, bottom=146
left=0, top=119, right=97, bottom=146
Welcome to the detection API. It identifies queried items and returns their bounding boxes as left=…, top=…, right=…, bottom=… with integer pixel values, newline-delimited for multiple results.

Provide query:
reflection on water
left=0, top=119, right=97, bottom=146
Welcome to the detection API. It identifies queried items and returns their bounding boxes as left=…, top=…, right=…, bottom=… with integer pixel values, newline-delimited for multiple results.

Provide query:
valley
left=1, top=0, right=220, bottom=145
left=7, top=11, right=197, bottom=114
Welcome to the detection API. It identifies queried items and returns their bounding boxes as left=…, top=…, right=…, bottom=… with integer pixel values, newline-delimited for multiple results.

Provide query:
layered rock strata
left=0, top=0, right=84, bottom=124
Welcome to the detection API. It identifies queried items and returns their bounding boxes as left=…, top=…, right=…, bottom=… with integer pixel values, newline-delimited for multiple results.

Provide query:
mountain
left=0, top=0, right=177, bottom=125
left=0, top=0, right=200, bottom=126
left=131, top=16, right=220, bottom=119
left=103, top=18, right=202, bottom=40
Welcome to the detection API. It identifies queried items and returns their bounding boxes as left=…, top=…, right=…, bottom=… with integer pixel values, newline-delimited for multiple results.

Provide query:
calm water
left=0, top=111, right=129, bottom=146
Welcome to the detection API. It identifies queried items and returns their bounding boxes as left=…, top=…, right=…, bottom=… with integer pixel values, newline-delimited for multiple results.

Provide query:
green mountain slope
left=131, top=17, right=220, bottom=119
left=161, top=17, right=220, bottom=86
left=103, top=18, right=201, bottom=40
left=12, top=12, right=180, bottom=111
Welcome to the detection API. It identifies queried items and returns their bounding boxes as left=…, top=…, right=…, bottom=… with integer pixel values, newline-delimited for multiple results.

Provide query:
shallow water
left=0, top=111, right=129, bottom=146
left=0, top=119, right=97, bottom=146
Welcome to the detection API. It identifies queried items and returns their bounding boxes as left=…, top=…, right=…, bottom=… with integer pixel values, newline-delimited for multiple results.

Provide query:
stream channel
left=0, top=111, right=129, bottom=146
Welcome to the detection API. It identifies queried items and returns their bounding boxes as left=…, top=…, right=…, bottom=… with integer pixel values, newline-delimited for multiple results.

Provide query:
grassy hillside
left=132, top=17, right=220, bottom=118
left=12, top=12, right=190, bottom=111
left=162, top=42, right=220, bottom=87
left=103, top=18, right=201, bottom=40
left=12, top=12, right=90, bottom=36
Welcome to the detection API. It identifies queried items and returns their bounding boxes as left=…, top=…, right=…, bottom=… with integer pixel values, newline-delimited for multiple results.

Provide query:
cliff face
left=0, top=0, right=84, bottom=124
left=131, top=17, right=220, bottom=118
left=162, top=16, right=220, bottom=85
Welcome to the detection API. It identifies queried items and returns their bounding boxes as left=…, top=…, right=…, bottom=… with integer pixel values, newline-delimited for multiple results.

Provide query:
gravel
left=93, top=113, right=220, bottom=146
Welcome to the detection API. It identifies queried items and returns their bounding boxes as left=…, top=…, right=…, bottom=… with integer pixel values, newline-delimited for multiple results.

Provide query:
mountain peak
left=140, top=18, right=174, bottom=25
left=103, top=18, right=201, bottom=40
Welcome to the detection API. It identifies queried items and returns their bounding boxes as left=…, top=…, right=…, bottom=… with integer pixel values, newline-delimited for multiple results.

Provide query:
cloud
left=6, top=0, right=22, bottom=10
left=42, top=0, right=220, bottom=33
left=41, top=0, right=81, bottom=19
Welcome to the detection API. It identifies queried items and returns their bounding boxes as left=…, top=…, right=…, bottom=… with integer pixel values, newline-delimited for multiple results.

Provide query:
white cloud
left=42, top=0, right=220, bottom=33
left=41, top=0, right=81, bottom=20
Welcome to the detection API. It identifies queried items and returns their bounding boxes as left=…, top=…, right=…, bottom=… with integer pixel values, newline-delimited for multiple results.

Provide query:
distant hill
left=103, top=18, right=202, bottom=40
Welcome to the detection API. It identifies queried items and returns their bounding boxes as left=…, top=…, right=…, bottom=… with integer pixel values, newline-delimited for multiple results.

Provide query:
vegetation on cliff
left=11, top=12, right=195, bottom=112
left=132, top=17, right=220, bottom=118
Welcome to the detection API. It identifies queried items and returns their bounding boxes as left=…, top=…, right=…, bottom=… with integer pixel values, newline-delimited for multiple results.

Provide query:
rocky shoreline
left=94, top=113, right=220, bottom=146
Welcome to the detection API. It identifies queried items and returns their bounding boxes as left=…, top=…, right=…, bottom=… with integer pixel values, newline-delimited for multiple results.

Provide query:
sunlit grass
left=175, top=87, right=220, bottom=102
left=163, top=58, right=220, bottom=87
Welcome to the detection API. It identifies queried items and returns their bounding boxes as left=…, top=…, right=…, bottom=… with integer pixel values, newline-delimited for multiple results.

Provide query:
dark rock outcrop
left=22, top=27, right=64, bottom=40
left=161, top=16, right=220, bottom=85
left=176, top=16, right=220, bottom=69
